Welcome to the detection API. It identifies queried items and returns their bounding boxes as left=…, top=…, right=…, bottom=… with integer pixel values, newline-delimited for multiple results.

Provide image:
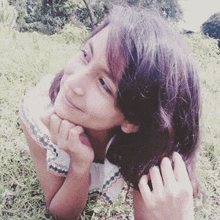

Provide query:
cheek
left=87, top=91, right=110, bottom=112
left=54, top=88, right=73, bottom=120
left=54, top=92, right=66, bottom=117
left=60, top=75, right=66, bottom=88
left=88, top=95, right=123, bottom=121
left=64, top=57, right=78, bottom=74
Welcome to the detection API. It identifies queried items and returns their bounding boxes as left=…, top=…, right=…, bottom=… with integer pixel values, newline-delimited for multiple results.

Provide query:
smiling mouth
left=64, top=94, right=83, bottom=112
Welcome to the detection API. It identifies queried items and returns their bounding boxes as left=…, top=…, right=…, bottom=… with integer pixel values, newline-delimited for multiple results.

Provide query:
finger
left=59, top=120, right=75, bottom=141
left=149, top=166, right=164, bottom=193
left=69, top=126, right=84, bottom=142
left=49, top=114, right=62, bottom=144
left=40, top=107, right=55, bottom=129
left=138, top=175, right=152, bottom=207
left=160, top=157, right=176, bottom=188
left=173, top=152, right=190, bottom=183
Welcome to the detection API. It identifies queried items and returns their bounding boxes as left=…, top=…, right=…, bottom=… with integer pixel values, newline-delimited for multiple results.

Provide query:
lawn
left=0, top=23, right=220, bottom=219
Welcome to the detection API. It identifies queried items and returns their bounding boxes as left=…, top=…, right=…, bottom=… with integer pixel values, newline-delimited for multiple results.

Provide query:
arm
left=20, top=111, right=94, bottom=220
left=21, top=120, right=65, bottom=205
left=133, top=153, right=194, bottom=220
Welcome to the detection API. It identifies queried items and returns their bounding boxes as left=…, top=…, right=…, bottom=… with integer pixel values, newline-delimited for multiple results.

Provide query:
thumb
left=40, top=107, right=55, bottom=129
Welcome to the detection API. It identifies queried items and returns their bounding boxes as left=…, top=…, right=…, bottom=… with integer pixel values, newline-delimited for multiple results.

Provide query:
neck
left=84, top=129, right=113, bottom=158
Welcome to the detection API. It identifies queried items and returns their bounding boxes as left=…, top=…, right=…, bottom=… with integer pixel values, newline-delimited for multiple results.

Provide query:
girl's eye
left=99, top=78, right=112, bottom=94
left=81, top=49, right=89, bottom=62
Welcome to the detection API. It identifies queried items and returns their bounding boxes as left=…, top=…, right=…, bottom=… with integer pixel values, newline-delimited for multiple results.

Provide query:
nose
left=65, top=67, right=87, bottom=96
left=72, top=87, right=84, bottom=96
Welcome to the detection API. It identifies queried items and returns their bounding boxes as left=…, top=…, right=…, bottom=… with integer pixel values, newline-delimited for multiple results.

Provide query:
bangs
left=106, top=25, right=126, bottom=85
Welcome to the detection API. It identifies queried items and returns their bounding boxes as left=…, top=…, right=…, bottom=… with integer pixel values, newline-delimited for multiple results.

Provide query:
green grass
left=184, top=33, right=220, bottom=219
left=0, top=25, right=220, bottom=219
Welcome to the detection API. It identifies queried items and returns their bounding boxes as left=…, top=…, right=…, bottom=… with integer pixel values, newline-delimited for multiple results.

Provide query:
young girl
left=19, top=6, right=201, bottom=220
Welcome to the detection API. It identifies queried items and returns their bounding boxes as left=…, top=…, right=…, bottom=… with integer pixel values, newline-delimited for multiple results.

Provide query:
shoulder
left=19, top=74, right=55, bottom=148
left=20, top=74, right=54, bottom=123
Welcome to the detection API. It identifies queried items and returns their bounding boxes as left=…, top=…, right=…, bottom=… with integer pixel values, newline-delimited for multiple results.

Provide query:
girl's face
left=54, top=27, right=126, bottom=136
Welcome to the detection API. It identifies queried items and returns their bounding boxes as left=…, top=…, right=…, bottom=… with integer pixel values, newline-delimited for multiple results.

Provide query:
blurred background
left=178, top=0, right=220, bottom=32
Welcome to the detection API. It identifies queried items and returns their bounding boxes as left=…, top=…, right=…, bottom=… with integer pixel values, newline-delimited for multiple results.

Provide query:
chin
left=54, top=100, right=79, bottom=127
left=54, top=99, right=66, bottom=119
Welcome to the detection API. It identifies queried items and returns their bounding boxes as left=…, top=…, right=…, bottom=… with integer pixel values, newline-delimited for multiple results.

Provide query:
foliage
left=155, top=0, right=183, bottom=22
left=201, top=12, right=220, bottom=43
left=67, top=0, right=183, bottom=31
left=7, top=0, right=182, bottom=35
left=184, top=33, right=220, bottom=69
left=8, top=0, right=71, bottom=34
left=101, top=0, right=183, bottom=22
left=184, top=33, right=220, bottom=220
left=0, top=0, right=17, bottom=28
left=64, top=0, right=108, bottom=29
left=6, top=0, right=107, bottom=34
left=53, top=23, right=88, bottom=44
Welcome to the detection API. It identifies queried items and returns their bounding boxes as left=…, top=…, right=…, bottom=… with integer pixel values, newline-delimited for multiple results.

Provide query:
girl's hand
left=41, top=108, right=95, bottom=167
left=138, top=152, right=194, bottom=220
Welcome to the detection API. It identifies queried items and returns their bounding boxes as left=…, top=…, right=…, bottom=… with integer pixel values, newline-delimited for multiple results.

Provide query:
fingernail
left=140, top=175, right=149, bottom=184
left=173, top=152, right=182, bottom=161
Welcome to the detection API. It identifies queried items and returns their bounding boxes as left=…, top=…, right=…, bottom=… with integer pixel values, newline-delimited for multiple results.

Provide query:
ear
left=121, top=120, right=139, bottom=134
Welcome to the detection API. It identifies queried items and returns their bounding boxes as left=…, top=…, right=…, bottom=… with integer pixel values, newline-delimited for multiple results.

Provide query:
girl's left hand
left=138, top=152, right=194, bottom=220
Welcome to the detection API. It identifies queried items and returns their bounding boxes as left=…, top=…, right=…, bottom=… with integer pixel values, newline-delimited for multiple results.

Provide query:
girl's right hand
left=41, top=108, right=95, bottom=168
left=138, top=152, right=194, bottom=220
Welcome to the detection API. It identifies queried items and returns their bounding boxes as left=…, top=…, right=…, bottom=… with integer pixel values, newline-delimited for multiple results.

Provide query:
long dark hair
left=49, top=6, right=201, bottom=196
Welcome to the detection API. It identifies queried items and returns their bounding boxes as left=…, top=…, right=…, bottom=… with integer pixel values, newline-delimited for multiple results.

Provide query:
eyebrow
left=88, top=41, right=93, bottom=56
left=101, top=68, right=117, bottom=83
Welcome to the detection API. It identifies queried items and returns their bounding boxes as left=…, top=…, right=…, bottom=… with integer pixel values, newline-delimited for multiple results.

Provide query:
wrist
left=69, top=152, right=94, bottom=169
left=70, top=158, right=92, bottom=174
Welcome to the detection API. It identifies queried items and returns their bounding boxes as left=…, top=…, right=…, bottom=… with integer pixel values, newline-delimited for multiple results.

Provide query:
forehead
left=87, top=26, right=109, bottom=58
left=87, top=27, right=121, bottom=83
